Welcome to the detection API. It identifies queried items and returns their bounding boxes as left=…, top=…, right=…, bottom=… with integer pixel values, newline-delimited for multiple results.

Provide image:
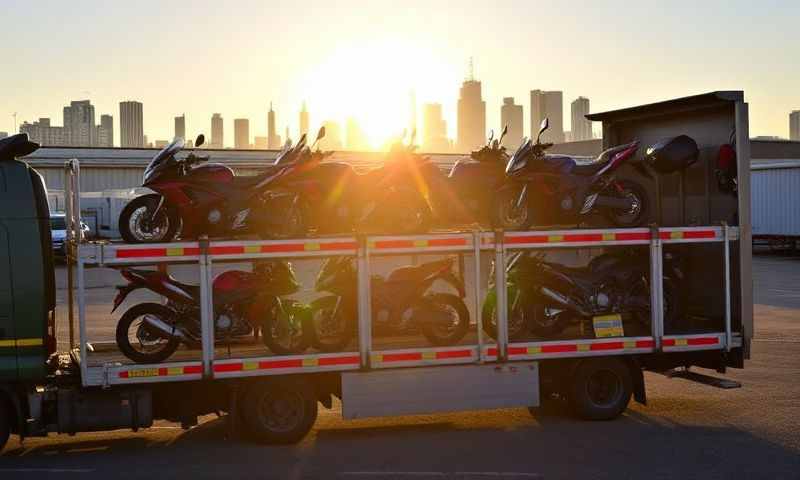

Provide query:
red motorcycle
left=112, top=260, right=309, bottom=363
left=118, top=129, right=325, bottom=243
left=496, top=118, right=648, bottom=229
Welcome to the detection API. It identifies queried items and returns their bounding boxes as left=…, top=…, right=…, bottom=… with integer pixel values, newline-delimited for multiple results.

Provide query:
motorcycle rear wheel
left=119, top=194, right=180, bottom=243
left=309, top=296, right=353, bottom=353
left=604, top=180, right=648, bottom=227
left=419, top=293, right=470, bottom=346
left=115, top=303, right=181, bottom=364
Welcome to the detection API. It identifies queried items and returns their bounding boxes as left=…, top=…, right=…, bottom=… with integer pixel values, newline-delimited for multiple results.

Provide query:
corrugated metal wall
left=36, top=167, right=146, bottom=192
left=751, top=167, right=800, bottom=236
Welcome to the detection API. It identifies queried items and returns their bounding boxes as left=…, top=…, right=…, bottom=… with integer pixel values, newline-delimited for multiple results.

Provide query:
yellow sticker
left=166, top=248, right=184, bottom=256
left=167, top=367, right=184, bottom=376
left=243, top=362, right=259, bottom=371
left=244, top=245, right=261, bottom=254
left=527, top=346, right=542, bottom=355
left=304, top=243, right=321, bottom=251
left=548, top=235, right=565, bottom=243
left=302, top=358, right=319, bottom=367
left=128, top=368, right=159, bottom=378
left=602, top=233, right=615, bottom=241
left=577, top=344, right=591, bottom=352
left=413, top=239, right=428, bottom=248
left=670, top=231, right=683, bottom=239
left=675, top=338, right=688, bottom=346
left=422, top=351, right=436, bottom=360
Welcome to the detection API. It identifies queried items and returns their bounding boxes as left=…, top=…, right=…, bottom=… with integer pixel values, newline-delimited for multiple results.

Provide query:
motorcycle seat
left=125, top=268, right=201, bottom=300
left=571, top=142, right=639, bottom=176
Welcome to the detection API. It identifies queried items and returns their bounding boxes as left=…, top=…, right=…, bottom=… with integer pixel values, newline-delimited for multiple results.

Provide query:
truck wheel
left=569, top=358, right=632, bottom=420
left=0, top=397, right=11, bottom=453
left=240, top=378, right=318, bottom=444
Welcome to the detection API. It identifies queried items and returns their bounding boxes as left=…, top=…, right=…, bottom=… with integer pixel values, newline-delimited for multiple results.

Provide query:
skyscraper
left=299, top=102, right=309, bottom=138
left=570, top=97, right=592, bottom=141
left=63, top=100, right=96, bottom=146
left=97, top=114, right=114, bottom=147
left=268, top=103, right=279, bottom=149
left=175, top=114, right=186, bottom=140
left=500, top=97, right=523, bottom=149
left=422, top=103, right=449, bottom=153
left=120, top=101, right=144, bottom=148
left=19, top=118, right=68, bottom=146
left=234, top=118, right=250, bottom=149
left=211, top=113, right=224, bottom=148
left=530, top=90, right=564, bottom=144
left=791, top=110, right=800, bottom=141
left=457, top=76, right=486, bottom=153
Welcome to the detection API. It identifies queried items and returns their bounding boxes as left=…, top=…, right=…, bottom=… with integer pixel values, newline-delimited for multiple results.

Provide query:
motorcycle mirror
left=499, top=125, right=508, bottom=145
left=536, top=118, right=550, bottom=144
left=316, top=126, right=326, bottom=142
left=488, top=130, right=494, bottom=144
left=195, top=134, right=205, bottom=148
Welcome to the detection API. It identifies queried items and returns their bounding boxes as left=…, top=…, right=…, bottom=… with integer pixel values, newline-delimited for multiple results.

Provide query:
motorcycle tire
left=261, top=299, right=311, bottom=355
left=492, top=185, right=532, bottom=231
left=116, top=303, right=181, bottom=364
left=119, top=194, right=180, bottom=243
left=481, top=287, right=531, bottom=341
left=309, top=296, right=354, bottom=353
left=604, top=179, right=648, bottom=227
left=419, top=293, right=470, bottom=346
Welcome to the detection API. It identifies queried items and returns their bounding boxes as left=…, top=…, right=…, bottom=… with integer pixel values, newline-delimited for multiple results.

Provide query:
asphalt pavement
left=1, top=254, right=799, bottom=479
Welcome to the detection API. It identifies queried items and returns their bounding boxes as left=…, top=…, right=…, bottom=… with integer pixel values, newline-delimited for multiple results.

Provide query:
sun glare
left=298, top=39, right=459, bottom=149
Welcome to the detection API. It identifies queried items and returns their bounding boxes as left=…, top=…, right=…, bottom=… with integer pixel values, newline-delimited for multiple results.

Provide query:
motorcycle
left=112, top=260, right=310, bottom=363
left=308, top=256, right=470, bottom=352
left=496, top=118, right=648, bottom=229
left=118, top=129, right=324, bottom=243
left=482, top=249, right=683, bottom=340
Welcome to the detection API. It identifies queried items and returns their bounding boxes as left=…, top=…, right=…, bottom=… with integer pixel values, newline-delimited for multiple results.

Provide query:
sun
left=297, top=39, right=460, bottom=149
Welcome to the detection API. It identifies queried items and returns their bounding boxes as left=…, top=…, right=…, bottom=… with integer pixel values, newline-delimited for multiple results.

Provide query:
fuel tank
left=186, top=163, right=235, bottom=183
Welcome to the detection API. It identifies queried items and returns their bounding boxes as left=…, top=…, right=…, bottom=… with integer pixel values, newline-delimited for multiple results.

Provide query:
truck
left=751, top=160, right=800, bottom=251
left=0, top=91, right=752, bottom=451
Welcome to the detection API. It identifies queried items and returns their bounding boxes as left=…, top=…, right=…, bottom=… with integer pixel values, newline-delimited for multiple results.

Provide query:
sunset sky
left=2, top=0, right=798, bottom=147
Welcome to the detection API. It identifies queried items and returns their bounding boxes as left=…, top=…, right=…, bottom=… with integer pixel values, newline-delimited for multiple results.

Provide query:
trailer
left=0, top=91, right=752, bottom=450
left=751, top=160, right=800, bottom=251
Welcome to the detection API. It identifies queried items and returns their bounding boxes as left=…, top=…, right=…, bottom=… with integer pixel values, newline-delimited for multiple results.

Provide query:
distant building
left=571, top=97, right=592, bottom=142
left=234, top=118, right=250, bottom=149
left=120, top=101, right=144, bottom=148
left=530, top=90, right=564, bottom=143
left=457, top=77, right=486, bottom=153
left=254, top=136, right=268, bottom=149
left=63, top=100, right=96, bottom=147
left=319, top=120, right=342, bottom=150
left=175, top=114, right=186, bottom=140
left=500, top=97, right=523, bottom=149
left=268, top=103, right=279, bottom=149
left=299, top=102, right=309, bottom=137
left=791, top=111, right=800, bottom=141
left=97, top=114, right=114, bottom=147
left=210, top=113, right=224, bottom=148
left=422, top=103, right=449, bottom=153
left=345, top=117, right=368, bottom=150
left=19, top=118, right=68, bottom=146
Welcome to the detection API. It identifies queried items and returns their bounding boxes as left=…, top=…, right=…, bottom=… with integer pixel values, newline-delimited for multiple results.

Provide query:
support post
left=494, top=230, right=508, bottom=362
left=723, top=222, right=732, bottom=352
left=649, top=226, right=664, bottom=350
left=199, top=236, right=215, bottom=378
left=357, top=236, right=372, bottom=369
left=472, top=230, right=484, bottom=362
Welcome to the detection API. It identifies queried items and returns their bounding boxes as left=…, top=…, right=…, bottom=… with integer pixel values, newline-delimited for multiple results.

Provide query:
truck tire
left=569, top=358, right=632, bottom=421
left=240, top=377, right=318, bottom=444
left=0, top=396, right=11, bottom=453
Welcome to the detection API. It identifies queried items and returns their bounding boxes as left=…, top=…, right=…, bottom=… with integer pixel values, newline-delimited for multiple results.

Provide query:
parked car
left=50, top=213, right=90, bottom=257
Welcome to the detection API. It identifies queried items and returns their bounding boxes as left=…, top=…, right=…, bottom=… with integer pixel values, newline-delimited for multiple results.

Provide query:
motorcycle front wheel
left=481, top=287, right=531, bottom=341
left=492, top=185, right=532, bottom=231
left=309, top=296, right=354, bottom=353
left=116, top=303, right=181, bottom=364
left=119, top=194, right=180, bottom=243
left=262, top=299, right=311, bottom=355
left=604, top=180, right=648, bottom=227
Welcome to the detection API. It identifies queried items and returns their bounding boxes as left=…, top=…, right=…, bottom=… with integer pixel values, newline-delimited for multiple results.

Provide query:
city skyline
left=3, top=1, right=798, bottom=144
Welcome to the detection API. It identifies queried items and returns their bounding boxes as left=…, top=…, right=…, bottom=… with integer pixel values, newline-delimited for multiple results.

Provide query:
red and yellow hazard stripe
left=504, top=231, right=652, bottom=246
left=113, top=240, right=357, bottom=259
left=118, top=364, right=202, bottom=379
left=663, top=336, right=720, bottom=348
left=369, top=237, right=470, bottom=251
left=371, top=348, right=474, bottom=365
left=487, top=339, right=655, bottom=358
left=213, top=354, right=360, bottom=374
left=659, top=229, right=718, bottom=241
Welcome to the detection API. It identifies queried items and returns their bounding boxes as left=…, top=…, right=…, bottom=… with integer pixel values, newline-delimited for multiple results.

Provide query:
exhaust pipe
left=142, top=314, right=188, bottom=341
left=540, top=287, right=590, bottom=317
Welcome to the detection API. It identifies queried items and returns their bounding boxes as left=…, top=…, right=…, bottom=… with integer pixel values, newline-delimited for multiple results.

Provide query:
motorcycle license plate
left=592, top=314, right=624, bottom=338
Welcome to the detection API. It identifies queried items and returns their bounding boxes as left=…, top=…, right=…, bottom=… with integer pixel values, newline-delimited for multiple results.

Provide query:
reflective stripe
left=0, top=338, right=44, bottom=348
left=213, top=354, right=360, bottom=373
left=118, top=364, right=202, bottom=379
left=371, top=348, right=474, bottom=364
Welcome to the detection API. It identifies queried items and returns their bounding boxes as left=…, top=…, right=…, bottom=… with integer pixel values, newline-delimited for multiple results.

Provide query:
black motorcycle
left=482, top=249, right=683, bottom=340
left=308, top=256, right=470, bottom=352
left=112, top=260, right=310, bottom=363
left=496, top=118, right=648, bottom=229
